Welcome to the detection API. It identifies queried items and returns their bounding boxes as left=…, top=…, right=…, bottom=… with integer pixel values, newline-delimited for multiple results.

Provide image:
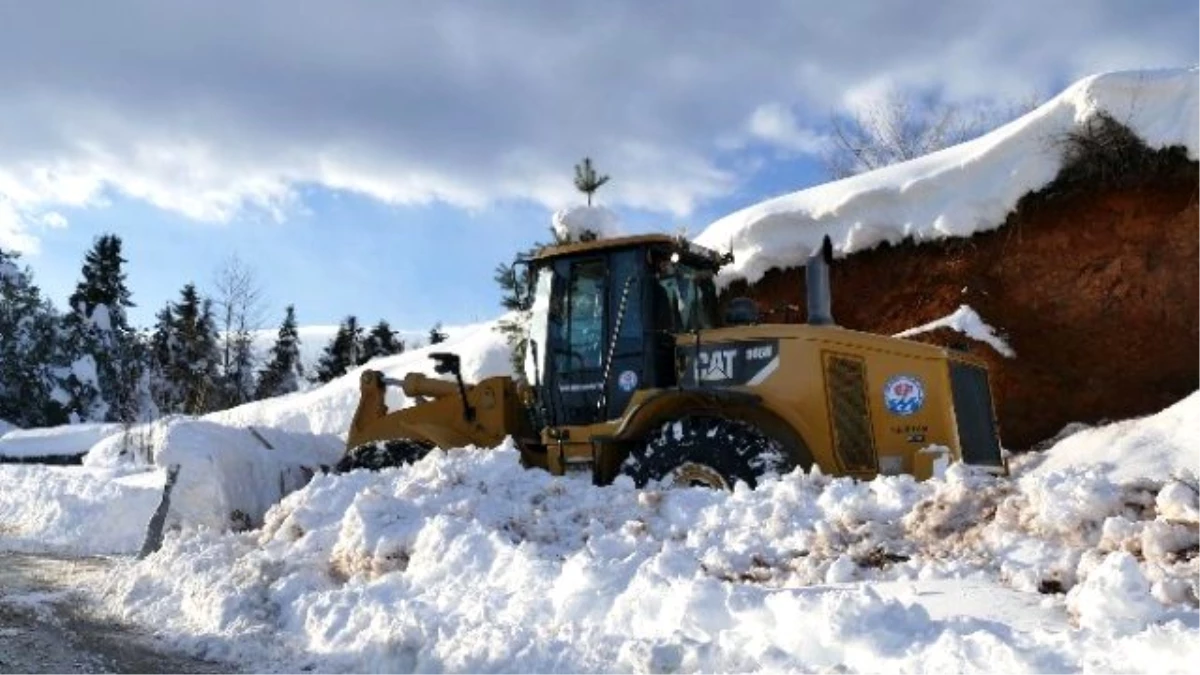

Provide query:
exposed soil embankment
left=726, top=160, right=1197, bottom=449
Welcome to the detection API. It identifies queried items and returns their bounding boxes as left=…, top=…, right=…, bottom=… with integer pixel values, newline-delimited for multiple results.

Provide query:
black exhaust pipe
left=806, top=235, right=834, bottom=326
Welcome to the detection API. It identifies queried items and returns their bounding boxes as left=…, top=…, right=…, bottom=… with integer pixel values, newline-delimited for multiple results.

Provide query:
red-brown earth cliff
left=724, top=154, right=1197, bottom=449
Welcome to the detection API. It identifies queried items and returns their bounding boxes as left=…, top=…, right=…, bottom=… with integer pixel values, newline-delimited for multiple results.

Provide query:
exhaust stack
left=806, top=235, right=835, bottom=326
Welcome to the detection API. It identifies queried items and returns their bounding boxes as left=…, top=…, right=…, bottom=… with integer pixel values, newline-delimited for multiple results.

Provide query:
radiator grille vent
left=825, top=354, right=876, bottom=472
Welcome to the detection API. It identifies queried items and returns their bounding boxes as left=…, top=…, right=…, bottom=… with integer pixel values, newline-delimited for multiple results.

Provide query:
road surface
left=0, top=553, right=234, bottom=674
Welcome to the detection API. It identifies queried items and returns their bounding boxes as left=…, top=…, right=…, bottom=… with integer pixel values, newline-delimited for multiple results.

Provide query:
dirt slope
left=725, top=160, right=1197, bottom=449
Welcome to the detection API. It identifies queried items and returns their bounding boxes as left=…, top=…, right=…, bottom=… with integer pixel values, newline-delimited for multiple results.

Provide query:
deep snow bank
left=100, top=395, right=1200, bottom=673
left=84, top=418, right=343, bottom=531
left=208, top=318, right=512, bottom=437
left=0, top=464, right=165, bottom=554
left=0, top=422, right=123, bottom=460
left=697, top=67, right=1199, bottom=286
left=1020, top=391, right=1199, bottom=485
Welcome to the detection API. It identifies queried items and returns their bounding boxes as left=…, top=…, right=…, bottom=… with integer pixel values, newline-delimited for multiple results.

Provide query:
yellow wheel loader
left=341, top=234, right=1007, bottom=486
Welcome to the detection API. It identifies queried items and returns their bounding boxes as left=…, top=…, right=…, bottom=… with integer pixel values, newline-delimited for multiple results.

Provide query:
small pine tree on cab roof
left=573, top=157, right=610, bottom=206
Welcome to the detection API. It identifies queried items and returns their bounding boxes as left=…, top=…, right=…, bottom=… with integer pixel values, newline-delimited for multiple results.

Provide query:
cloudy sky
left=1, top=1, right=1195, bottom=332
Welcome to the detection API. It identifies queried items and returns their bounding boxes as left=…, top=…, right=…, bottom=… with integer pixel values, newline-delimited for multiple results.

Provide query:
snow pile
left=552, top=204, right=624, bottom=242
left=208, top=318, right=512, bottom=436
left=98, top=394, right=1200, bottom=673
left=0, top=422, right=124, bottom=460
left=0, top=418, right=17, bottom=437
left=1021, top=391, right=1199, bottom=485
left=895, top=304, right=1017, bottom=357
left=84, top=418, right=343, bottom=531
left=697, top=67, right=1199, bottom=286
left=0, top=464, right=165, bottom=554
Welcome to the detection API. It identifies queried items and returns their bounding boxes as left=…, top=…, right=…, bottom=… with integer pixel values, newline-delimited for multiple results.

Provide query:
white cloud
left=0, top=1, right=1193, bottom=251
left=745, top=104, right=828, bottom=154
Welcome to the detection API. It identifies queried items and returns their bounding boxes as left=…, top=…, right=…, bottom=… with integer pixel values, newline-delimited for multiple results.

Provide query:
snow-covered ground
left=696, top=67, right=1199, bottom=286
left=88, top=391, right=1198, bottom=673
left=3, top=392, right=1194, bottom=672
left=0, top=418, right=17, bottom=437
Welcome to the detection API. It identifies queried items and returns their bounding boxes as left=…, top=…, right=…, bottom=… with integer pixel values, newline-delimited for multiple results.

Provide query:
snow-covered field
left=0, top=66, right=1197, bottom=672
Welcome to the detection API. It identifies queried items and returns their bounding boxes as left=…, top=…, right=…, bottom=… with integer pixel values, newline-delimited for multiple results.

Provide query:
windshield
left=657, top=263, right=718, bottom=331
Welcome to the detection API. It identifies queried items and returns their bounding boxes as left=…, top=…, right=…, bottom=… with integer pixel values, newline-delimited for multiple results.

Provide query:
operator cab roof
left=526, top=233, right=730, bottom=269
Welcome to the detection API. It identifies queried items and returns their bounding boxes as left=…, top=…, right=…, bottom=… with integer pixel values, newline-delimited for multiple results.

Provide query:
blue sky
left=1, top=1, right=1195, bottom=331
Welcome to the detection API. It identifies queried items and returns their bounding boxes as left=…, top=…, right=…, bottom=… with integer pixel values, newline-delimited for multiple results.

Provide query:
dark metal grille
left=949, top=362, right=1004, bottom=467
left=825, top=354, right=876, bottom=472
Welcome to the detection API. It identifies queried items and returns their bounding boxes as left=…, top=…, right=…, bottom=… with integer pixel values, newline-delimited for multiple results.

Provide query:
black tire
left=335, top=439, right=434, bottom=473
left=619, top=415, right=797, bottom=490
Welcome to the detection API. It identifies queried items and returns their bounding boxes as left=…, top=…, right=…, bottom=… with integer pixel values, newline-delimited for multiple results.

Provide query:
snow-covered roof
left=696, top=67, right=1199, bottom=286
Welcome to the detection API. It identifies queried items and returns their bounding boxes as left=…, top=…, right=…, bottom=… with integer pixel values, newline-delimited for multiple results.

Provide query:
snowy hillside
left=697, top=67, right=1199, bottom=286
left=250, top=322, right=473, bottom=376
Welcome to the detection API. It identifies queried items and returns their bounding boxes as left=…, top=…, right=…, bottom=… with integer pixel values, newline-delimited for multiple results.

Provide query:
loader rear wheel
left=619, top=415, right=797, bottom=490
left=336, top=439, right=433, bottom=473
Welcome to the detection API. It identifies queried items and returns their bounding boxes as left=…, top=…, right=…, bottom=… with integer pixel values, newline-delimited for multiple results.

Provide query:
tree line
left=0, top=235, right=435, bottom=429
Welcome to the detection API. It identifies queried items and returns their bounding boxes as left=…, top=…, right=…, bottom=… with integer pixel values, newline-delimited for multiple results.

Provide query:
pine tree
left=573, top=157, right=610, bottom=206
left=147, top=302, right=180, bottom=414
left=166, top=284, right=220, bottom=414
left=56, top=234, right=146, bottom=423
left=255, top=305, right=305, bottom=399
left=362, top=320, right=404, bottom=363
left=0, top=248, right=65, bottom=427
left=428, top=322, right=448, bottom=346
left=313, top=315, right=365, bottom=384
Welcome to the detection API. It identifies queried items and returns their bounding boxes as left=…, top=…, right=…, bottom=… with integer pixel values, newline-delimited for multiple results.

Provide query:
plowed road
left=0, top=553, right=232, bottom=674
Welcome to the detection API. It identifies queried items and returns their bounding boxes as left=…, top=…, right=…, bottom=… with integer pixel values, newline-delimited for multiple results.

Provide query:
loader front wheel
left=336, top=439, right=434, bottom=473
left=619, top=415, right=797, bottom=490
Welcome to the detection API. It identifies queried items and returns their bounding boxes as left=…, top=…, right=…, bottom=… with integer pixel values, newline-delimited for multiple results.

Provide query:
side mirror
left=430, top=352, right=461, bottom=376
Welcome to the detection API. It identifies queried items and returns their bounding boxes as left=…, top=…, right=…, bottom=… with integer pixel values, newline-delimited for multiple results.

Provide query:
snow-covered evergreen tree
left=157, top=284, right=221, bottom=414
left=313, top=315, right=365, bottom=384
left=362, top=320, right=404, bottom=363
left=0, top=248, right=64, bottom=427
left=255, top=305, right=304, bottom=399
left=147, top=302, right=180, bottom=414
left=56, top=234, right=147, bottom=423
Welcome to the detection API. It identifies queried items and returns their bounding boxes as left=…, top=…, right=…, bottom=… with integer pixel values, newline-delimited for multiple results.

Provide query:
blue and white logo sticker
left=618, top=370, right=639, bottom=393
left=883, top=375, right=925, bottom=416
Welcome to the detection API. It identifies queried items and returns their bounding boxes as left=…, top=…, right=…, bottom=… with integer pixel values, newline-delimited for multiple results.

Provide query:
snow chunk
left=894, top=304, right=1016, bottom=357
left=697, top=67, right=1199, bottom=287
left=0, top=464, right=165, bottom=555
left=552, top=205, right=623, bottom=242
left=1067, top=551, right=1165, bottom=634
left=89, top=303, right=112, bottom=332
